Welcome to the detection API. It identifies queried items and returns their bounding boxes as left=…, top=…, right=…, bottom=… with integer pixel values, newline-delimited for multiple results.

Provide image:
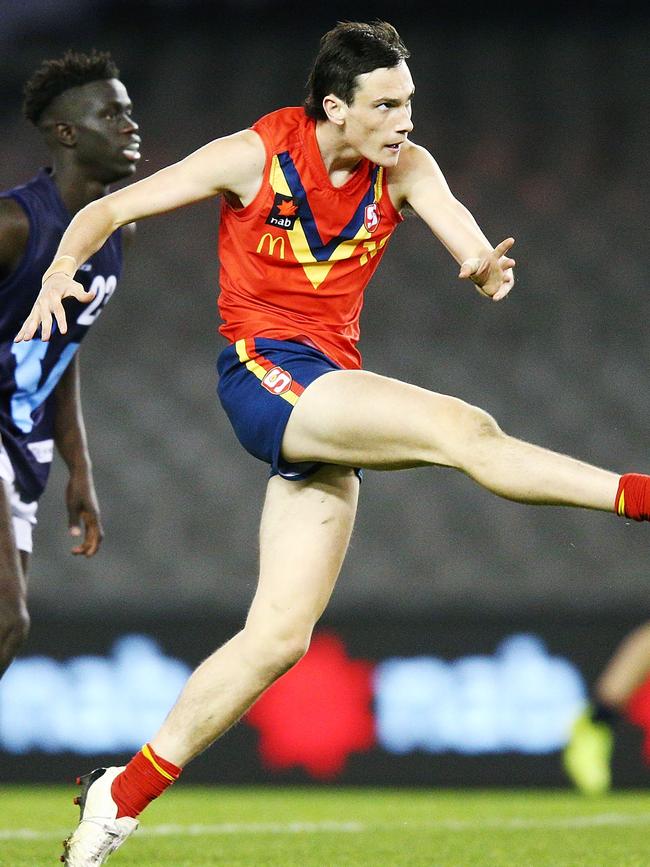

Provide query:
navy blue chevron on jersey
left=0, top=169, right=122, bottom=502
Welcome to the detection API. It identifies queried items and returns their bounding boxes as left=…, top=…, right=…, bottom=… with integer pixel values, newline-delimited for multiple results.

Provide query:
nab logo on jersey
left=266, top=193, right=301, bottom=230
left=364, top=203, right=381, bottom=233
left=261, top=366, right=293, bottom=396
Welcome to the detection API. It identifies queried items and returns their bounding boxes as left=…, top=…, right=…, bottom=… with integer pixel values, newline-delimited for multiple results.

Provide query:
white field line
left=2, top=813, right=650, bottom=842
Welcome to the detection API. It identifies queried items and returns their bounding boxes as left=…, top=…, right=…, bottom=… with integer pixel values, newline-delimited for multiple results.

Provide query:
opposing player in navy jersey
left=0, top=50, right=140, bottom=676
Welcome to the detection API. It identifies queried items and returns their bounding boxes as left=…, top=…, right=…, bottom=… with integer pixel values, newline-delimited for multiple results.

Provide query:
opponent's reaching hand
left=459, top=237, right=516, bottom=302
left=14, top=272, right=96, bottom=342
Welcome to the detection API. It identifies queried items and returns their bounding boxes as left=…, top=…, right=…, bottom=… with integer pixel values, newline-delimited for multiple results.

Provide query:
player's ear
left=322, top=94, right=346, bottom=126
left=48, top=121, right=77, bottom=148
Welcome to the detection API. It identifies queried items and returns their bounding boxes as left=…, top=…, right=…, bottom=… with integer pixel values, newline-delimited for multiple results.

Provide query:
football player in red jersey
left=14, top=21, right=650, bottom=865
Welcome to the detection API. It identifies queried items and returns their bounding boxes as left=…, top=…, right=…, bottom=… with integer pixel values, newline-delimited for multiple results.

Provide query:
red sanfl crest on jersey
left=364, top=202, right=381, bottom=233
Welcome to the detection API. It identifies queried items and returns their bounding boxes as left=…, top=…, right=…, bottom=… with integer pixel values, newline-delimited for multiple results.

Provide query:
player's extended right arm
left=14, top=129, right=266, bottom=342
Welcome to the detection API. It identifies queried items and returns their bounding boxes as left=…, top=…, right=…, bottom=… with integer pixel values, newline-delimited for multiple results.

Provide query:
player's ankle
left=615, top=473, right=650, bottom=521
left=112, top=743, right=182, bottom=818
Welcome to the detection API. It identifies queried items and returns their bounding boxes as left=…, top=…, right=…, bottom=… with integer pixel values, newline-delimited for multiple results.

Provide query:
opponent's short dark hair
left=305, top=21, right=410, bottom=121
left=22, top=49, right=120, bottom=126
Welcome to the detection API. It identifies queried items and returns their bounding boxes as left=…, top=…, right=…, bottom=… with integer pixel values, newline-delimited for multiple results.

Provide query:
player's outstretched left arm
left=394, top=142, right=515, bottom=301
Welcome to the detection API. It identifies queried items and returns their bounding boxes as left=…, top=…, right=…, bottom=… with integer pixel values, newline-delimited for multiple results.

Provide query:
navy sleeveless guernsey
left=0, top=168, right=122, bottom=501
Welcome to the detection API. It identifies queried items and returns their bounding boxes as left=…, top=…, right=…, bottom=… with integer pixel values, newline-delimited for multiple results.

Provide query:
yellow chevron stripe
left=618, top=490, right=626, bottom=516
left=142, top=744, right=175, bottom=782
left=289, top=222, right=369, bottom=290
left=269, top=156, right=370, bottom=291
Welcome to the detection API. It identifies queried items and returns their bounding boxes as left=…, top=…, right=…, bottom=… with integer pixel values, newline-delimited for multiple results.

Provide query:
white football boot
left=61, top=767, right=139, bottom=865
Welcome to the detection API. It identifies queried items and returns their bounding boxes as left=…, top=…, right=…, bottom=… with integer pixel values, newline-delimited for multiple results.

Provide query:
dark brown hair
left=305, top=21, right=410, bottom=121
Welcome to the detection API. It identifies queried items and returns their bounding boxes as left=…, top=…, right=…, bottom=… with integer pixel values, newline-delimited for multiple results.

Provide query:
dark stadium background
left=0, top=0, right=648, bottom=787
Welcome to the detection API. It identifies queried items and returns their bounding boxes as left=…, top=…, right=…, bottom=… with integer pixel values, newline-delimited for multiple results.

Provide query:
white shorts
left=0, top=443, right=38, bottom=553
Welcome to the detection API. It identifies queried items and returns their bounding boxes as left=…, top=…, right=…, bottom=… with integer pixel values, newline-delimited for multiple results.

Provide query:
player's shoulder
left=392, top=140, right=437, bottom=178
left=252, top=106, right=304, bottom=131
left=195, top=126, right=265, bottom=172
left=251, top=106, right=306, bottom=148
left=214, top=127, right=267, bottom=174
left=0, top=196, right=30, bottom=246
left=0, top=196, right=30, bottom=279
left=387, top=141, right=441, bottom=204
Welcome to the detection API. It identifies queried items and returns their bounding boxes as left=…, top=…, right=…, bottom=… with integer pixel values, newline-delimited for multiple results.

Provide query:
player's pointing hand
left=459, top=237, right=516, bottom=302
left=14, top=273, right=96, bottom=342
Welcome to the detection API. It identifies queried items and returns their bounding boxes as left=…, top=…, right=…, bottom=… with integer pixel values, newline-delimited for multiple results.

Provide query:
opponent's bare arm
left=53, top=353, right=103, bottom=557
left=390, top=142, right=515, bottom=301
left=0, top=198, right=29, bottom=283
left=14, top=129, right=267, bottom=342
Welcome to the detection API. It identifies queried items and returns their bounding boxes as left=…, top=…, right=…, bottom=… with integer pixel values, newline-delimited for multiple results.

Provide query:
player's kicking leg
left=60, top=465, right=359, bottom=865
left=282, top=369, right=650, bottom=519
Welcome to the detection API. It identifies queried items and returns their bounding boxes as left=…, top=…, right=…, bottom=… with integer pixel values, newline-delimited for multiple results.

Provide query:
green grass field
left=1, top=786, right=650, bottom=866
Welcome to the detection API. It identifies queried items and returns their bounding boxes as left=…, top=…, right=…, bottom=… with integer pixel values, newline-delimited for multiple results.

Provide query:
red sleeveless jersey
left=217, top=107, right=403, bottom=370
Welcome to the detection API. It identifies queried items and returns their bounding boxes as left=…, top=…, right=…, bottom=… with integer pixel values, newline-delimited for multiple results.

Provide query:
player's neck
left=50, top=163, right=110, bottom=216
left=314, top=121, right=363, bottom=188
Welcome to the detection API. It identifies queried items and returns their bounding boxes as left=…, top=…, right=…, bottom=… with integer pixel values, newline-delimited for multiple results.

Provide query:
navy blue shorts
left=217, top=337, right=342, bottom=481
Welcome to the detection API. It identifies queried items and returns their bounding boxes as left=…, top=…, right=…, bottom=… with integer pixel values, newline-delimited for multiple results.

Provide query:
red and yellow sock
left=111, top=743, right=182, bottom=819
left=615, top=473, right=650, bottom=522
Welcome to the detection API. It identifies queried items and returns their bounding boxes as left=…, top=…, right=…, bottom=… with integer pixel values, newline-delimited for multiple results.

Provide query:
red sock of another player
left=615, top=473, right=650, bottom=522
left=111, top=743, right=182, bottom=819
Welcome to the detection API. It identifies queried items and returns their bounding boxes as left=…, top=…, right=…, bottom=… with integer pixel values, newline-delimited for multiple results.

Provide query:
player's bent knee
left=474, top=409, right=503, bottom=442
left=444, top=402, right=504, bottom=467
left=467, top=410, right=505, bottom=462
left=271, top=634, right=310, bottom=674
left=241, top=621, right=311, bottom=676
left=262, top=629, right=311, bottom=672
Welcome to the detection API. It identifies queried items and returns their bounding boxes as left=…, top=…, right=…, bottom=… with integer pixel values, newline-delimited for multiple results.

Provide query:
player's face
left=69, top=79, right=140, bottom=183
left=343, top=62, right=414, bottom=167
